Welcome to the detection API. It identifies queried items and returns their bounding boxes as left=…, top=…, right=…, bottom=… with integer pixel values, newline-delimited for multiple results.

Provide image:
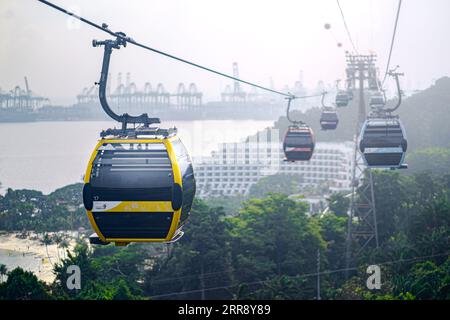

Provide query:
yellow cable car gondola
left=83, top=133, right=195, bottom=246
left=82, top=34, right=195, bottom=245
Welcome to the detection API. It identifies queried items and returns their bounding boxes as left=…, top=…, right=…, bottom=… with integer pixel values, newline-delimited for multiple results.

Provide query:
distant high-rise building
left=193, top=129, right=355, bottom=198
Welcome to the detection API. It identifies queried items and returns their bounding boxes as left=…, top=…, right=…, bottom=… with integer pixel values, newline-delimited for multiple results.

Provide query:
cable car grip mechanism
left=93, top=28, right=161, bottom=135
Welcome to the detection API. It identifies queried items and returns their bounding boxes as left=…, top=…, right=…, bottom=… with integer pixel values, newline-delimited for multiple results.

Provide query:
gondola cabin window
left=90, top=143, right=173, bottom=200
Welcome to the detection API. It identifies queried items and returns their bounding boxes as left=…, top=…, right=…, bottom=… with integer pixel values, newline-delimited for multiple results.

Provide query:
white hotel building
left=192, top=129, right=355, bottom=198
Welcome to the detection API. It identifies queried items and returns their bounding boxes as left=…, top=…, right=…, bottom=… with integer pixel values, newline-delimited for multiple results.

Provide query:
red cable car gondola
left=282, top=96, right=315, bottom=161
left=283, top=125, right=315, bottom=161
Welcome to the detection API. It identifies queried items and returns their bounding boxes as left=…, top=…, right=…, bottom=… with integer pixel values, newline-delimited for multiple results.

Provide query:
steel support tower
left=344, top=54, right=379, bottom=278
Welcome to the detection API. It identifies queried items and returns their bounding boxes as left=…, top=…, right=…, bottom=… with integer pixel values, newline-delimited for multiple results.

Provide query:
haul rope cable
left=37, top=0, right=322, bottom=101
left=381, top=0, right=403, bottom=87
left=336, top=0, right=359, bottom=54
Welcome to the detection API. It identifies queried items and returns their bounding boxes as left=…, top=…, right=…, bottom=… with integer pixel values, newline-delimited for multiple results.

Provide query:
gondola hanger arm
left=285, top=93, right=323, bottom=124
left=321, top=91, right=331, bottom=109
left=384, top=68, right=404, bottom=113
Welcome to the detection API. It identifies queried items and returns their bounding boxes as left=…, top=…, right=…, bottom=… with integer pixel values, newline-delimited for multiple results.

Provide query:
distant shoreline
left=0, top=115, right=282, bottom=123
left=0, top=231, right=77, bottom=283
left=0, top=181, right=84, bottom=197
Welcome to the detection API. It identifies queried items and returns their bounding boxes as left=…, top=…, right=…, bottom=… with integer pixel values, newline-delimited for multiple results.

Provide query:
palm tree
left=58, top=238, right=70, bottom=260
left=53, top=233, right=63, bottom=262
left=42, top=233, right=54, bottom=267
left=0, top=264, right=7, bottom=283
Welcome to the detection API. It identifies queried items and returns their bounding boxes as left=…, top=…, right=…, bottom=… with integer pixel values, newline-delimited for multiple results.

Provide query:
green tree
left=112, top=278, right=145, bottom=300
left=53, top=233, right=63, bottom=261
left=52, top=241, right=96, bottom=299
left=0, top=184, right=90, bottom=232
left=58, top=238, right=70, bottom=259
left=315, top=212, right=348, bottom=296
left=240, top=275, right=312, bottom=300
left=228, top=193, right=325, bottom=299
left=42, top=232, right=54, bottom=267
left=204, top=195, right=245, bottom=215
left=0, top=264, right=7, bottom=283
left=248, top=174, right=303, bottom=198
left=0, top=268, right=51, bottom=300
left=52, top=240, right=146, bottom=300
left=326, top=192, right=350, bottom=217
left=144, top=199, right=233, bottom=299
left=398, top=259, right=450, bottom=299
left=406, top=147, right=450, bottom=176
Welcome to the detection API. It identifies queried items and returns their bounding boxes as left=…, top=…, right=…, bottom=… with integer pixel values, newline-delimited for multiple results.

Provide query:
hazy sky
left=1, top=0, right=450, bottom=105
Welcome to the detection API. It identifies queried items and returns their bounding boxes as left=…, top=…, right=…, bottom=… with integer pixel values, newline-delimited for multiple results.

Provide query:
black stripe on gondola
left=361, top=142, right=403, bottom=148
left=365, top=126, right=401, bottom=128
left=365, top=127, right=402, bottom=131
left=365, top=130, right=402, bottom=134
left=364, top=153, right=404, bottom=167
left=284, top=151, right=314, bottom=161
left=92, top=211, right=173, bottom=239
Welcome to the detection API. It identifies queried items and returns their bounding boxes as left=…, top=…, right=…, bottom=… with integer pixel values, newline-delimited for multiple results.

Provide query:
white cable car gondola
left=360, top=69, right=408, bottom=169
left=335, top=90, right=349, bottom=107
left=369, top=92, right=385, bottom=107
left=320, top=111, right=339, bottom=130
left=319, top=92, right=338, bottom=130
left=359, top=116, right=407, bottom=169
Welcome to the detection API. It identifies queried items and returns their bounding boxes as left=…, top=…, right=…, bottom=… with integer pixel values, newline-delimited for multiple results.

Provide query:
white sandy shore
left=0, top=232, right=77, bottom=283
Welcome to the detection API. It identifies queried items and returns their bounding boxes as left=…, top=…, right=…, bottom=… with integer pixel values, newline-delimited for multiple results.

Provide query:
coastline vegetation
left=0, top=153, right=449, bottom=299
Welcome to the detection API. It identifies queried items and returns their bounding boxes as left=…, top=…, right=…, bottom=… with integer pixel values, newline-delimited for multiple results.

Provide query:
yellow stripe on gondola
left=102, top=201, right=173, bottom=212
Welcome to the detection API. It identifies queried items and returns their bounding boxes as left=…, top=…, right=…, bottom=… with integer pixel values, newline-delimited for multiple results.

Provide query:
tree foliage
left=248, top=174, right=304, bottom=198
left=144, top=199, right=232, bottom=299
left=1, top=162, right=449, bottom=300
left=50, top=241, right=147, bottom=300
left=0, top=268, right=51, bottom=300
left=406, top=147, right=450, bottom=176
left=0, top=184, right=90, bottom=232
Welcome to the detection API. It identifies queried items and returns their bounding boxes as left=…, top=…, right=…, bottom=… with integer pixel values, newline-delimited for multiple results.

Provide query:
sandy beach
left=0, top=232, right=77, bottom=283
